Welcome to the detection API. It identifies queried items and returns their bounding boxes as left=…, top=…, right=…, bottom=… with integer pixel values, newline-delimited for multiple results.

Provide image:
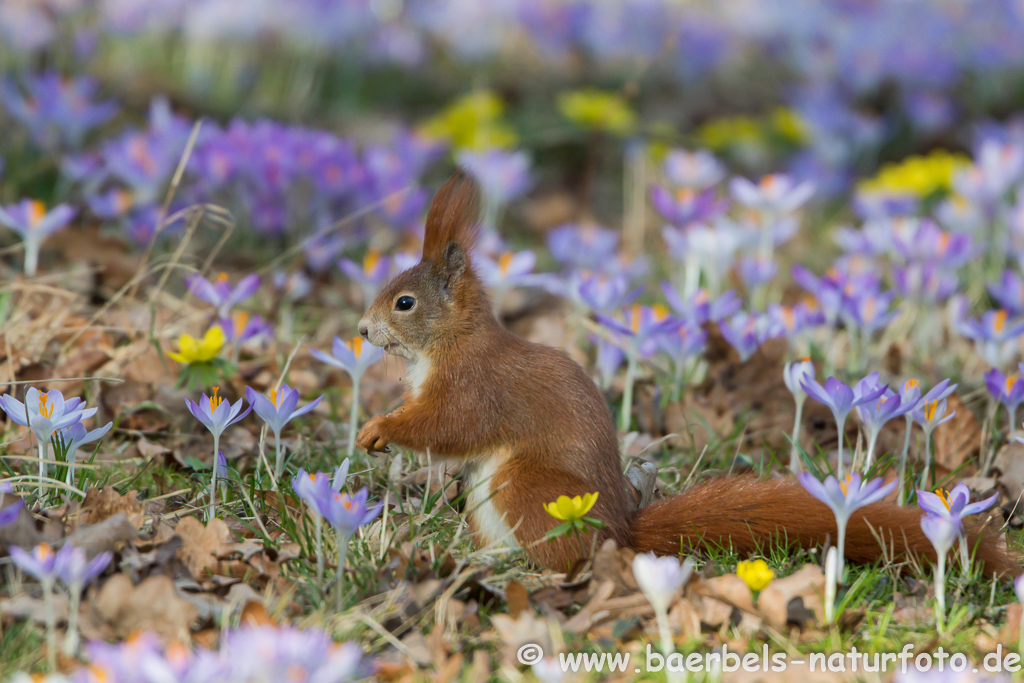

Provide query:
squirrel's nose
left=358, top=320, right=369, bottom=339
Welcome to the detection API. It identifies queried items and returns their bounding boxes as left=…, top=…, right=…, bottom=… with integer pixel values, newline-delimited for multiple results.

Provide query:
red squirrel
left=355, top=171, right=1018, bottom=576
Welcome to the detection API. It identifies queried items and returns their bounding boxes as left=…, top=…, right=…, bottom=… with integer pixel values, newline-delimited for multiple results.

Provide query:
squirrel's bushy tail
left=628, top=475, right=1019, bottom=577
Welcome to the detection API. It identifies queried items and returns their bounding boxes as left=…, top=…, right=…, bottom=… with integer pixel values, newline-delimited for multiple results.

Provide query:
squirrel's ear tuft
left=422, top=169, right=481, bottom=264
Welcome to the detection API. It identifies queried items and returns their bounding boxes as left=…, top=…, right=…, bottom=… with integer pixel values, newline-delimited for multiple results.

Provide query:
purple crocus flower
left=0, top=495, right=23, bottom=527
left=892, top=219, right=972, bottom=270
left=853, top=374, right=913, bottom=470
left=476, top=250, right=537, bottom=291
left=184, top=272, right=260, bottom=319
left=737, top=255, right=778, bottom=290
left=843, top=290, right=899, bottom=338
left=185, top=387, right=252, bottom=444
left=321, top=487, right=382, bottom=608
left=185, top=387, right=251, bottom=519
left=649, top=185, right=727, bottom=227
left=219, top=311, right=274, bottom=345
left=246, top=385, right=323, bottom=479
left=310, top=337, right=382, bottom=457
left=219, top=626, right=363, bottom=682
left=292, top=463, right=347, bottom=582
left=958, top=309, right=1024, bottom=368
left=662, top=149, right=724, bottom=188
left=55, top=545, right=112, bottom=588
left=893, top=263, right=958, bottom=304
left=570, top=273, right=641, bottom=313
left=547, top=224, right=619, bottom=272
left=596, top=305, right=680, bottom=359
left=917, top=483, right=997, bottom=532
left=798, top=472, right=896, bottom=576
left=321, top=487, right=382, bottom=538
left=0, top=72, right=118, bottom=149
left=985, top=367, right=1024, bottom=428
left=662, top=285, right=741, bottom=324
left=801, top=376, right=887, bottom=477
left=338, top=250, right=391, bottom=306
left=303, top=232, right=346, bottom=274
left=989, top=270, right=1024, bottom=316
left=0, top=387, right=97, bottom=445
left=246, top=385, right=323, bottom=439
left=718, top=312, right=782, bottom=363
left=1, top=387, right=97, bottom=495
left=729, top=174, right=815, bottom=213
left=9, top=543, right=61, bottom=582
left=657, top=322, right=707, bottom=401
left=784, top=358, right=815, bottom=473
left=457, top=149, right=531, bottom=206
left=0, top=199, right=76, bottom=277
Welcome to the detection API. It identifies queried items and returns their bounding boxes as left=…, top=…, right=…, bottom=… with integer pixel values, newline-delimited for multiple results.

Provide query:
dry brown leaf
left=76, top=486, right=146, bottom=531
left=64, top=513, right=138, bottom=557
left=506, top=580, right=529, bottom=619
left=88, top=573, right=197, bottom=642
left=176, top=516, right=233, bottom=578
left=931, top=394, right=981, bottom=473
left=758, top=564, right=826, bottom=631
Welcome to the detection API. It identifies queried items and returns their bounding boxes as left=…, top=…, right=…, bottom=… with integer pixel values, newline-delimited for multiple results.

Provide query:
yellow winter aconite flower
left=419, top=90, right=517, bottom=151
left=857, top=149, right=970, bottom=198
left=736, top=559, right=774, bottom=591
left=697, top=115, right=764, bottom=151
left=544, top=492, right=599, bottom=522
left=558, top=89, right=635, bottom=135
left=769, top=107, right=809, bottom=145
left=167, top=325, right=226, bottom=364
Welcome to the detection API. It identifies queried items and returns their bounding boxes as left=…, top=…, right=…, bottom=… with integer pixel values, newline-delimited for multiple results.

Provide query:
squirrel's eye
left=395, top=295, right=416, bottom=311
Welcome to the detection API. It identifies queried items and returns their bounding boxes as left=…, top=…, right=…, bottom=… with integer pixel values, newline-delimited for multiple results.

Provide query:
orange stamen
left=924, top=400, right=938, bottom=422
left=38, top=394, right=54, bottom=419
left=350, top=337, right=363, bottom=356
left=210, top=386, right=223, bottom=411
left=498, top=252, right=514, bottom=276
left=935, top=488, right=953, bottom=511
left=995, top=309, right=1008, bottom=334
left=364, top=249, right=381, bottom=273
left=905, top=378, right=919, bottom=391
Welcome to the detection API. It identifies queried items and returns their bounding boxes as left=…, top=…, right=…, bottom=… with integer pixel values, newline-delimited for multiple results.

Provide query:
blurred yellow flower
left=858, top=149, right=970, bottom=198
left=419, top=90, right=517, bottom=151
left=167, top=325, right=225, bottom=364
left=697, top=115, right=763, bottom=151
left=544, top=492, right=599, bottom=522
left=736, top=559, right=774, bottom=591
left=558, top=89, right=635, bottom=135
left=769, top=107, right=809, bottom=145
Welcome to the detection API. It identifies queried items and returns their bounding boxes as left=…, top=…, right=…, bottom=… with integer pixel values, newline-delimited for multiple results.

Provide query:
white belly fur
left=403, top=356, right=431, bottom=397
left=464, top=457, right=520, bottom=550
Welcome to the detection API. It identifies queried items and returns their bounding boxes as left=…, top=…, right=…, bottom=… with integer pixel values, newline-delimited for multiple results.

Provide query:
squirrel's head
left=358, top=170, right=489, bottom=361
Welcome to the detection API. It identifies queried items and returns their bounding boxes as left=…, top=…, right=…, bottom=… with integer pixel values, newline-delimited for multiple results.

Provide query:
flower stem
left=43, top=577, right=56, bottom=671
left=315, top=514, right=324, bottom=582
left=864, top=428, right=879, bottom=474
left=919, top=429, right=933, bottom=492
left=347, top=378, right=361, bottom=458
left=836, top=520, right=847, bottom=587
left=273, top=429, right=284, bottom=482
left=935, top=551, right=947, bottom=635
left=836, top=416, right=845, bottom=479
left=620, top=347, right=639, bottom=433
left=209, top=433, right=220, bottom=521
left=38, top=440, right=49, bottom=500
left=335, top=529, right=349, bottom=611
left=63, top=582, right=82, bottom=656
left=789, top=398, right=805, bottom=474
left=899, top=417, right=913, bottom=504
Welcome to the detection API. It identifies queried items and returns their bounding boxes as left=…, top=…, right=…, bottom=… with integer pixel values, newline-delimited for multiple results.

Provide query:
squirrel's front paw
left=356, top=415, right=390, bottom=453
